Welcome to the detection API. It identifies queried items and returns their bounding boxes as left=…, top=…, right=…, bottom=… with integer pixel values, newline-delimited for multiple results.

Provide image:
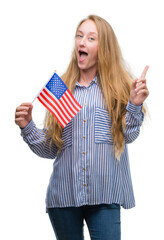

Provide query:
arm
left=124, top=65, right=149, bottom=143
left=15, top=102, right=58, bottom=159
left=124, top=101, right=144, bottom=143
left=21, top=120, right=58, bottom=159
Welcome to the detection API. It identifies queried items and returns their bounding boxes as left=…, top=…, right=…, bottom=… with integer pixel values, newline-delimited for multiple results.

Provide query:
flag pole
left=31, top=70, right=57, bottom=104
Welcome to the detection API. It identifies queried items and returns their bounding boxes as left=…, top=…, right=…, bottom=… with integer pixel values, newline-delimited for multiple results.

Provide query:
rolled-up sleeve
left=21, top=120, right=58, bottom=159
left=124, top=101, right=144, bottom=144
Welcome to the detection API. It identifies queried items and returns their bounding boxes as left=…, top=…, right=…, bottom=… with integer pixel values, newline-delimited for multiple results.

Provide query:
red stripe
left=43, top=88, right=71, bottom=122
left=37, top=96, right=65, bottom=128
left=67, top=89, right=82, bottom=109
left=63, top=91, right=79, bottom=112
left=59, top=95, right=76, bottom=116
left=40, top=92, right=67, bottom=126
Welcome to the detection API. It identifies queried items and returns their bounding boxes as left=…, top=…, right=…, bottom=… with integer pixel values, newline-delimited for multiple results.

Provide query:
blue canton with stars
left=46, top=73, right=67, bottom=100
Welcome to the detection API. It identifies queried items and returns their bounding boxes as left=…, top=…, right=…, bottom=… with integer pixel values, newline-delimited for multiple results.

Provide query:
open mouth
left=79, top=50, right=88, bottom=61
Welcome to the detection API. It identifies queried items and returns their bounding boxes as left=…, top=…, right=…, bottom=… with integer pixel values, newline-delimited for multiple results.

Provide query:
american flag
left=37, top=72, right=82, bottom=128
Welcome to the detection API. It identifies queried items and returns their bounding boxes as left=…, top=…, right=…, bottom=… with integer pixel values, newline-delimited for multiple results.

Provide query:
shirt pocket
left=94, top=107, right=113, bottom=144
left=62, top=120, right=72, bottom=150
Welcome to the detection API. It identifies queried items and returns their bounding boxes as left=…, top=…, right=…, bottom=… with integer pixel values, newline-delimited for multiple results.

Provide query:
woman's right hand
left=15, top=103, right=33, bottom=128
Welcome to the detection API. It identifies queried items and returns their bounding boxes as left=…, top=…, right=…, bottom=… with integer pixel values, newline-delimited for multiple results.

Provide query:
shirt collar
left=75, top=76, right=98, bottom=87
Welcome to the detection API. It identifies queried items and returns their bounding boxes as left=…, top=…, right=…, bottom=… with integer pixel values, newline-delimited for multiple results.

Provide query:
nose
left=79, top=36, right=86, bottom=46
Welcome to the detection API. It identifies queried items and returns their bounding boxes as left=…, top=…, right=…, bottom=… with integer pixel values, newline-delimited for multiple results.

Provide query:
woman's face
left=75, top=20, right=98, bottom=73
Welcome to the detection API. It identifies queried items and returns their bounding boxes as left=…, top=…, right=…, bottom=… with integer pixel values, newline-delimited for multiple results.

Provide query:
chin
left=78, top=64, right=87, bottom=70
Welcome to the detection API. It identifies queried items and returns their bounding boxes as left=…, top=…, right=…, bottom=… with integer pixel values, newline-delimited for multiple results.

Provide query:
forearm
left=124, top=101, right=144, bottom=144
left=21, top=120, right=58, bottom=159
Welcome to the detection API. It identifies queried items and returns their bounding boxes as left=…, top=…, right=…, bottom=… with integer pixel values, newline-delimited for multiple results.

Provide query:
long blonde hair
left=45, top=15, right=138, bottom=158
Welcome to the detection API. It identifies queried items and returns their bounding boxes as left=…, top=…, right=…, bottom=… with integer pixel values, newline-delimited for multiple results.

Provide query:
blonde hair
left=45, top=15, right=139, bottom=158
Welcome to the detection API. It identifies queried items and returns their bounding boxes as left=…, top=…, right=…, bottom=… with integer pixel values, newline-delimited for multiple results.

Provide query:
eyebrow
left=77, top=30, right=98, bottom=36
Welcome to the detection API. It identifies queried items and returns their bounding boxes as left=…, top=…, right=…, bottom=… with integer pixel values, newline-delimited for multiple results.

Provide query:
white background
left=0, top=0, right=164, bottom=239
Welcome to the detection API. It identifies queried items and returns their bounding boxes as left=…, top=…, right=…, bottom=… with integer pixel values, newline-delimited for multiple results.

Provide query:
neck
left=79, top=69, right=97, bottom=87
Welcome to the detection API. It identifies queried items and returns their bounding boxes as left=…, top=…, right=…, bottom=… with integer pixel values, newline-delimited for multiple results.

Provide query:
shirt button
left=83, top=184, right=86, bottom=187
left=83, top=152, right=85, bottom=155
left=83, top=136, right=85, bottom=139
left=83, top=120, right=86, bottom=123
left=83, top=168, right=85, bottom=171
left=86, top=89, right=88, bottom=92
left=84, top=103, right=86, bottom=106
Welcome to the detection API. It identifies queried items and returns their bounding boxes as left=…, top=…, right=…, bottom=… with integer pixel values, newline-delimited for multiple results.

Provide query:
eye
left=76, top=34, right=83, bottom=38
left=89, top=37, right=95, bottom=41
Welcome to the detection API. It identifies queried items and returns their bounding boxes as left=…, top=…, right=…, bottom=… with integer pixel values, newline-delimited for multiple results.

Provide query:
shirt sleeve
left=124, top=101, right=144, bottom=144
left=20, top=120, right=58, bottom=159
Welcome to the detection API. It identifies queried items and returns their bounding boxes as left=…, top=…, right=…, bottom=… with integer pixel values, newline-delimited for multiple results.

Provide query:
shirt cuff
left=126, top=101, right=143, bottom=114
left=21, top=120, right=36, bottom=136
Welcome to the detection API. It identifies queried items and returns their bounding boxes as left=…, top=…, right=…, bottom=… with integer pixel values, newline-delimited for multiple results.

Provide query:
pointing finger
left=140, top=65, right=149, bottom=79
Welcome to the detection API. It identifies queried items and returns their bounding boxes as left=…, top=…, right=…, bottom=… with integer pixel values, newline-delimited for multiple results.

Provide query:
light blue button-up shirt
left=21, top=77, right=144, bottom=209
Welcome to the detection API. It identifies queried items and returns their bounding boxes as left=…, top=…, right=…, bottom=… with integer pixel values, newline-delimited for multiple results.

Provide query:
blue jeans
left=47, top=204, right=121, bottom=240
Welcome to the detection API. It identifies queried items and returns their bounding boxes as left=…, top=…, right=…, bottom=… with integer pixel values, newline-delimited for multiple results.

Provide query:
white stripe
left=38, top=94, right=67, bottom=127
left=44, top=87, right=72, bottom=121
left=62, top=93, right=79, bottom=114
left=65, top=90, right=82, bottom=110
left=59, top=97, right=75, bottom=118
left=42, top=88, right=70, bottom=123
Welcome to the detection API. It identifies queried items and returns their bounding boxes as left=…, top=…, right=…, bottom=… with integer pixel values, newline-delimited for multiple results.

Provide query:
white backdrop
left=0, top=0, right=164, bottom=239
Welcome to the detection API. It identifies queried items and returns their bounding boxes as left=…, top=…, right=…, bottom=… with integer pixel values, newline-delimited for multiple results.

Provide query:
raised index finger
left=140, top=65, right=149, bottom=79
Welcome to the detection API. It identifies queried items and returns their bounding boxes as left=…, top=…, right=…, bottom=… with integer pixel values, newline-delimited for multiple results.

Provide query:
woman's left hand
left=130, top=65, right=149, bottom=106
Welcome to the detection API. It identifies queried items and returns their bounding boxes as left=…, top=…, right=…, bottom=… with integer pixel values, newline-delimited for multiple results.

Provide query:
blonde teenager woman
left=15, top=15, right=149, bottom=240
